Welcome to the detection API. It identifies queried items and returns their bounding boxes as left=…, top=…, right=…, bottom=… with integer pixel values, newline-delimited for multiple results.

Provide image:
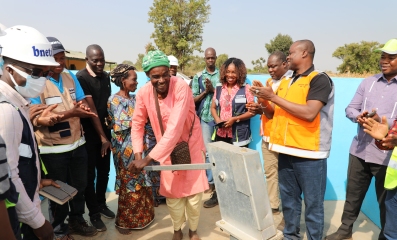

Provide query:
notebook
left=39, top=180, right=77, bottom=205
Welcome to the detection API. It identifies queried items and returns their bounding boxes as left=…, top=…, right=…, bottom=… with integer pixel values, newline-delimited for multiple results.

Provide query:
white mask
left=7, top=64, right=47, bottom=98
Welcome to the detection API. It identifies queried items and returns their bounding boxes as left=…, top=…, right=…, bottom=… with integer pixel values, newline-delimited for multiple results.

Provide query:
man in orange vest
left=248, top=51, right=291, bottom=225
left=250, top=40, right=334, bottom=240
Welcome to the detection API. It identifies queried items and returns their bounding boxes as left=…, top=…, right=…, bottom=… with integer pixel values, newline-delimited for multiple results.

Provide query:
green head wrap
left=142, top=50, right=170, bottom=72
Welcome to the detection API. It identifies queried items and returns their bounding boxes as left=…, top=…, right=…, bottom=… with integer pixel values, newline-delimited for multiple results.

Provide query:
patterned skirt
left=149, top=161, right=165, bottom=204
left=115, top=167, right=155, bottom=229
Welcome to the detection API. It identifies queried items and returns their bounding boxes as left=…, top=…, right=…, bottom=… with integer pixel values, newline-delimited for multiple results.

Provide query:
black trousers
left=84, top=140, right=110, bottom=216
left=41, top=144, right=88, bottom=228
left=338, top=154, right=387, bottom=240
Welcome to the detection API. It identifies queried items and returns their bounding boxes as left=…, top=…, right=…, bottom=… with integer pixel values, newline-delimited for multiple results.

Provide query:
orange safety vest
left=260, top=78, right=281, bottom=142
left=269, top=70, right=334, bottom=159
left=34, top=71, right=85, bottom=154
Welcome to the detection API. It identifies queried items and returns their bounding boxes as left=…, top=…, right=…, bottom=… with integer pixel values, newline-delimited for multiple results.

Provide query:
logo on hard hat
left=32, top=46, right=52, bottom=57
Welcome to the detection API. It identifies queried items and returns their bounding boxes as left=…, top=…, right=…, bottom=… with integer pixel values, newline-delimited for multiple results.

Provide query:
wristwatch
left=236, top=118, right=240, bottom=123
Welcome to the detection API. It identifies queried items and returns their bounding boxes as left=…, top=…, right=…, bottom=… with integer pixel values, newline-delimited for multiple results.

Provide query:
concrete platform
left=41, top=192, right=380, bottom=240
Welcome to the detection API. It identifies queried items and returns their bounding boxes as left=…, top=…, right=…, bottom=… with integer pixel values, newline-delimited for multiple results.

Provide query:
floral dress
left=144, top=120, right=165, bottom=205
left=107, top=94, right=154, bottom=229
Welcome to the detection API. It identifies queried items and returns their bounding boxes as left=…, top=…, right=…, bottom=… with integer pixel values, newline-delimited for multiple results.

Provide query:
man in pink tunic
left=129, top=50, right=208, bottom=240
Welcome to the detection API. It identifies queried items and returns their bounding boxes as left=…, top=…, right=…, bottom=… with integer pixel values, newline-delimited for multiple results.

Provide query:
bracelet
left=33, top=114, right=42, bottom=128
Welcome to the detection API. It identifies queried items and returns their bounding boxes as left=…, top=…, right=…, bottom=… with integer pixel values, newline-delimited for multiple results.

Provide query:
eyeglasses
left=12, top=63, right=53, bottom=80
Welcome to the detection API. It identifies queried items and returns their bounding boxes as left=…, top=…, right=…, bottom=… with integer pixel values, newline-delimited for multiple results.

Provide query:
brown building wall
left=66, top=59, right=86, bottom=70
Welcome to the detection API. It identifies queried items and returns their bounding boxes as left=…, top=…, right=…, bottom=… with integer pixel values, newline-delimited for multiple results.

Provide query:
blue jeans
left=385, top=188, right=397, bottom=240
left=201, top=120, right=214, bottom=184
left=278, top=154, right=327, bottom=240
left=40, top=144, right=88, bottom=237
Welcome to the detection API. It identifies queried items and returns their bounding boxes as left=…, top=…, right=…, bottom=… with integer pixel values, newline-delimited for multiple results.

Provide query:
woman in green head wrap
left=129, top=50, right=208, bottom=240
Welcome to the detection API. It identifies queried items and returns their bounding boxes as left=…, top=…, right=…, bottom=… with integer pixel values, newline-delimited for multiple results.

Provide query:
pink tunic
left=131, top=77, right=208, bottom=198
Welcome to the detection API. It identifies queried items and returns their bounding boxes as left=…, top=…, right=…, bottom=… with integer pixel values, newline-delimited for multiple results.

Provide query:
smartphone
left=366, top=110, right=377, bottom=118
left=215, top=121, right=226, bottom=128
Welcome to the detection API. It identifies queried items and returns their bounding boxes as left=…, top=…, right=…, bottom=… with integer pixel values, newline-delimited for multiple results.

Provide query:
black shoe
left=324, top=232, right=353, bottom=240
left=203, top=191, right=218, bottom=208
left=204, top=183, right=215, bottom=194
left=55, top=234, right=75, bottom=240
left=68, top=219, right=98, bottom=237
left=90, top=213, right=107, bottom=232
left=99, top=203, right=115, bottom=219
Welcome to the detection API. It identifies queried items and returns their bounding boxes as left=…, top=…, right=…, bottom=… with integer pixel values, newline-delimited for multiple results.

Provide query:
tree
left=132, top=42, right=157, bottom=71
left=333, top=41, right=382, bottom=74
left=183, top=53, right=228, bottom=76
left=122, top=60, right=134, bottom=65
left=265, top=33, right=293, bottom=56
left=250, top=57, right=268, bottom=73
left=148, top=0, right=210, bottom=71
left=145, top=42, right=157, bottom=53
left=216, top=54, right=228, bottom=69
left=133, top=54, right=145, bottom=71
left=183, top=55, right=205, bottom=76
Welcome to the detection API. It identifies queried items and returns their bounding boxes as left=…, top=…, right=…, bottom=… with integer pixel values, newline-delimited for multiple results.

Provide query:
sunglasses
left=12, top=63, right=53, bottom=80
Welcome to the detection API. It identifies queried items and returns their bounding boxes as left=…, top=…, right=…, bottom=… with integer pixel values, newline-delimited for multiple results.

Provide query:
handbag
left=153, top=87, right=195, bottom=165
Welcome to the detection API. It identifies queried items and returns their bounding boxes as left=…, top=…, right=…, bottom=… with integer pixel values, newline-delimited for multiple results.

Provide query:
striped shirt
left=0, top=135, right=10, bottom=200
left=0, top=81, right=45, bottom=229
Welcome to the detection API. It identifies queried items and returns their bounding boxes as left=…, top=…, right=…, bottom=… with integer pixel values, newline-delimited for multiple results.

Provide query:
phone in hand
left=215, top=121, right=226, bottom=128
left=365, top=110, right=377, bottom=118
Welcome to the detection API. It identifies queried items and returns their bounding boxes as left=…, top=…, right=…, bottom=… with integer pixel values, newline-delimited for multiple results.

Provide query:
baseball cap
left=168, top=55, right=179, bottom=66
left=46, top=37, right=70, bottom=55
left=376, top=39, right=397, bottom=55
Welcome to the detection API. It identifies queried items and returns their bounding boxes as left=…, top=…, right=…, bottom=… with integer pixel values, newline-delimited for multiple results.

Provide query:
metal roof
left=65, top=50, right=116, bottom=64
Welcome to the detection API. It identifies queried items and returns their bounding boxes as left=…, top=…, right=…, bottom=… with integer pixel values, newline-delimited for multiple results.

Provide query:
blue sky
left=1, top=0, right=394, bottom=72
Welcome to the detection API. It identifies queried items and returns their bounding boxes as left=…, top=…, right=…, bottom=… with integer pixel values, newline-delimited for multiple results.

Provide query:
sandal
left=115, top=226, right=133, bottom=235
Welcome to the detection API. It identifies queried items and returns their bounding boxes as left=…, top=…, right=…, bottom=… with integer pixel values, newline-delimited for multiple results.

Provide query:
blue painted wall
left=85, top=71, right=379, bottom=227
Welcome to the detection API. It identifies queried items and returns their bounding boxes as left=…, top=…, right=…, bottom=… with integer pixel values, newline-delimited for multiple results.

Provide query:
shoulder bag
left=153, top=87, right=195, bottom=165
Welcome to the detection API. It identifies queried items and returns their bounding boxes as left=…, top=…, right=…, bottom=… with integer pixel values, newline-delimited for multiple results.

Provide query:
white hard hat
left=0, top=23, right=6, bottom=36
left=168, top=55, right=179, bottom=66
left=0, top=24, right=5, bottom=76
left=0, top=25, right=59, bottom=66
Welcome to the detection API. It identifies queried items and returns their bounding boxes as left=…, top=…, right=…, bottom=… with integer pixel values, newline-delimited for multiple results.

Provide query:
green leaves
left=216, top=54, right=228, bottom=69
left=250, top=57, right=268, bottom=73
left=148, top=0, right=210, bottom=71
left=333, top=41, right=382, bottom=74
left=265, top=33, right=293, bottom=56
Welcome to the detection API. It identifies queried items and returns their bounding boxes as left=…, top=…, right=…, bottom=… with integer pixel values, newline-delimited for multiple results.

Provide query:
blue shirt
left=30, top=69, right=85, bottom=104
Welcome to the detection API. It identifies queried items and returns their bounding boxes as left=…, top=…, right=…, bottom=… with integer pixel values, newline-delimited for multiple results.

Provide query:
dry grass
left=325, top=71, right=374, bottom=78
left=177, top=70, right=375, bottom=79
